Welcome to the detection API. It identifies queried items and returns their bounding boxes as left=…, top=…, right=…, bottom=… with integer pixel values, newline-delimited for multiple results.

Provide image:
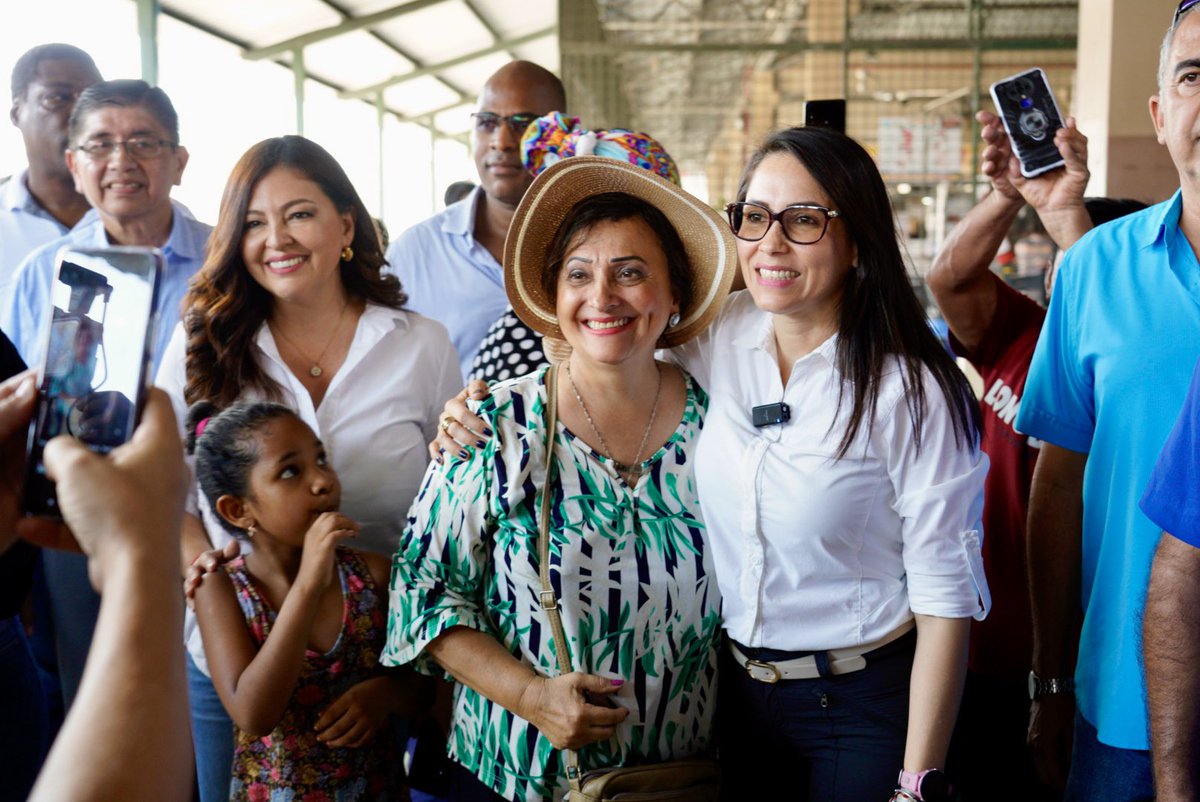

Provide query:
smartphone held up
left=989, top=68, right=1066, bottom=178
left=21, top=246, right=163, bottom=518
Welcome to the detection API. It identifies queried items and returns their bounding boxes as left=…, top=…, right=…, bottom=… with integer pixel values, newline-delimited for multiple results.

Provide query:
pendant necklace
left=565, top=360, right=662, bottom=483
left=271, top=296, right=351, bottom=378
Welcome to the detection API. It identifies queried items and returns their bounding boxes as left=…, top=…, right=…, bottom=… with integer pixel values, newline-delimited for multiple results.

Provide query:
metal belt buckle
left=744, top=658, right=781, bottom=683
left=539, top=591, right=558, bottom=611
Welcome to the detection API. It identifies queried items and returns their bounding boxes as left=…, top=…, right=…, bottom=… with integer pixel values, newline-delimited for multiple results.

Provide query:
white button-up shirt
left=672, top=291, right=990, bottom=651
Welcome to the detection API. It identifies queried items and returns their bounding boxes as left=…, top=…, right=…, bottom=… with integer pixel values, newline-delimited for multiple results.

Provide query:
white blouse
left=671, top=291, right=990, bottom=651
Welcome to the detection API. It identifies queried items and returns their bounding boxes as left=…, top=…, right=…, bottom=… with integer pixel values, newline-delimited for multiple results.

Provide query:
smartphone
left=804, top=99, right=846, bottom=134
left=22, top=246, right=163, bottom=517
left=989, top=68, right=1066, bottom=178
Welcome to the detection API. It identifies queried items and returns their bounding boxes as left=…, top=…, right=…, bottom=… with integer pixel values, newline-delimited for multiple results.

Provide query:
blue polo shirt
left=0, top=170, right=98, bottom=308
left=1016, top=189, right=1200, bottom=751
left=4, top=200, right=211, bottom=376
left=1142, top=357, right=1200, bottom=545
left=384, top=188, right=498, bottom=381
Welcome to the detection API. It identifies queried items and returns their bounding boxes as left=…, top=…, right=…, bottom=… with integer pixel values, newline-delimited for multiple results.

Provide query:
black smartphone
left=804, top=99, right=846, bottom=134
left=989, top=68, right=1066, bottom=178
left=22, top=246, right=163, bottom=518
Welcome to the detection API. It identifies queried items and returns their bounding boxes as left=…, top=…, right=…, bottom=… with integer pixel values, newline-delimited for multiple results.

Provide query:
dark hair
left=11, top=43, right=98, bottom=101
left=541, top=192, right=693, bottom=321
left=183, top=135, right=403, bottom=407
left=68, top=79, right=179, bottom=146
left=1084, top=197, right=1148, bottom=227
left=185, top=401, right=297, bottom=536
left=737, top=127, right=980, bottom=457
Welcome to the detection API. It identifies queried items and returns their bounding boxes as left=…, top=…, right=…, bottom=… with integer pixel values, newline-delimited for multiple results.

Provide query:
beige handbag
left=536, top=366, right=721, bottom=802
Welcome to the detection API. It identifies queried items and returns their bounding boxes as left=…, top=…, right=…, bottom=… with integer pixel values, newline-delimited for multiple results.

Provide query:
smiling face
left=555, top=216, right=679, bottom=368
left=240, top=166, right=354, bottom=304
left=737, top=151, right=857, bottom=325
left=236, top=414, right=341, bottom=546
left=64, top=104, right=187, bottom=230
left=1153, top=10, right=1200, bottom=188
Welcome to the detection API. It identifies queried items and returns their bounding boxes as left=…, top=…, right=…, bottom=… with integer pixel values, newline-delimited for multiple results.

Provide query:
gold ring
left=440, top=416, right=455, bottom=433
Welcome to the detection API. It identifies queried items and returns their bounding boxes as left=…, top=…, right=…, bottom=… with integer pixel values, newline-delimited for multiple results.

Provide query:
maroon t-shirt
left=949, top=275, right=1044, bottom=679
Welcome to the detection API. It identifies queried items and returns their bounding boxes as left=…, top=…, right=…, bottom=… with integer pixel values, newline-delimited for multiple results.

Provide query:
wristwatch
left=898, top=768, right=951, bottom=802
left=1028, top=670, right=1075, bottom=700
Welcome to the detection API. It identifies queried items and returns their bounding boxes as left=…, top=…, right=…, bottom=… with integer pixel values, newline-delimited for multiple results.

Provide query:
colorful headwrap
left=521, top=112, right=681, bottom=186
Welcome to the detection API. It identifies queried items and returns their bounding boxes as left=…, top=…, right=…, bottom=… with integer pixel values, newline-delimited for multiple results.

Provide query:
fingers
left=314, top=700, right=350, bottom=735
left=0, top=369, right=37, bottom=441
left=321, top=718, right=374, bottom=748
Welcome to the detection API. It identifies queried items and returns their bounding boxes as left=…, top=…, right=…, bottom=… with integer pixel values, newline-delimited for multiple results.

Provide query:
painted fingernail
left=483, top=427, right=493, bottom=436
left=611, top=678, right=624, bottom=687
left=475, top=440, right=485, bottom=448
left=458, top=449, right=469, bottom=459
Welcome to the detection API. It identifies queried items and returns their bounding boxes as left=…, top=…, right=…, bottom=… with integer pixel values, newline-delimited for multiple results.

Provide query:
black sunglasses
left=1176, top=0, right=1199, bottom=27
left=471, top=112, right=539, bottom=137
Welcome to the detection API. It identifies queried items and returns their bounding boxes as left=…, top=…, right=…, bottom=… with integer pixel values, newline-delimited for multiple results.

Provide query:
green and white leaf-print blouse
left=384, top=366, right=720, bottom=802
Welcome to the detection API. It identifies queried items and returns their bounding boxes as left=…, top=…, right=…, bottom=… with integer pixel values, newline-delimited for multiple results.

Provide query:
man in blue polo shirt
left=4, top=78, right=210, bottom=711
left=1142, top=357, right=1200, bottom=802
left=1016, top=3, right=1200, bottom=798
left=385, top=60, right=565, bottom=381
left=0, top=44, right=101, bottom=304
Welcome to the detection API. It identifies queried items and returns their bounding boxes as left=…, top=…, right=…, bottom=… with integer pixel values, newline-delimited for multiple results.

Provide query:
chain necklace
left=270, top=296, right=351, bottom=378
left=565, top=360, right=662, bottom=483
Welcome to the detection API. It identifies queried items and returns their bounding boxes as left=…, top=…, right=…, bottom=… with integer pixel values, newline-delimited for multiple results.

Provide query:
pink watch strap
left=898, top=769, right=930, bottom=793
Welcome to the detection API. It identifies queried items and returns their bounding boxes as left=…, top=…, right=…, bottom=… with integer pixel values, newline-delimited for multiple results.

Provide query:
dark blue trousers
left=718, top=630, right=915, bottom=801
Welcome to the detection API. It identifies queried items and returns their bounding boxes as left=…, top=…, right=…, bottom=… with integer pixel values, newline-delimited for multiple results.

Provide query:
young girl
left=187, top=400, right=418, bottom=801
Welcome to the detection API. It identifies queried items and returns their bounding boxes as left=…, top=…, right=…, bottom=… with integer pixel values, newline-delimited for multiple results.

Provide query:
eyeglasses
left=1176, top=0, right=1199, bottom=26
left=725, top=202, right=841, bottom=245
left=470, top=112, right=539, bottom=137
left=75, top=138, right=176, bottom=160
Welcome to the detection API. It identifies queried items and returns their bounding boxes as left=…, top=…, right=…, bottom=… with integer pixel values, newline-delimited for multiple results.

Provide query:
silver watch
left=1028, top=670, right=1074, bottom=700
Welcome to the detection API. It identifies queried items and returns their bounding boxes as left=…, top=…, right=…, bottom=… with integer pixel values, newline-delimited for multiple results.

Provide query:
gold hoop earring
left=340, top=245, right=354, bottom=262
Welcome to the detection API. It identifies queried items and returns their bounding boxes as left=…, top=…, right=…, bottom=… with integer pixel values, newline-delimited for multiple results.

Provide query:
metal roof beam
left=243, top=0, right=456, bottom=61
left=340, top=26, right=554, bottom=100
left=561, top=36, right=1076, bottom=54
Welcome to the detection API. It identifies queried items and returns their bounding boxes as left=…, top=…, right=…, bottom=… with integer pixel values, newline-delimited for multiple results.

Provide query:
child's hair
left=185, top=401, right=298, bottom=536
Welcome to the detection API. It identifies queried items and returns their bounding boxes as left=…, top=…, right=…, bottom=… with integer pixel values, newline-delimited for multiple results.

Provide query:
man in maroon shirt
left=926, top=110, right=1142, bottom=799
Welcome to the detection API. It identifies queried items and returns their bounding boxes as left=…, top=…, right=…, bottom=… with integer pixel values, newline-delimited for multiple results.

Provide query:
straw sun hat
left=503, top=155, right=737, bottom=350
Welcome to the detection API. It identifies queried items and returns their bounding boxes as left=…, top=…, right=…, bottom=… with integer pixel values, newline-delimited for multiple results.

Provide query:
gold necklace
left=565, top=360, right=662, bottom=483
left=270, top=296, right=351, bottom=378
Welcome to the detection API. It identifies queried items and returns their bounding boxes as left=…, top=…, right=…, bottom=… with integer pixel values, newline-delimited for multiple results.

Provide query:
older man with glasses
left=3, top=79, right=210, bottom=723
left=383, top=60, right=566, bottom=381
left=1014, top=2, right=1200, bottom=799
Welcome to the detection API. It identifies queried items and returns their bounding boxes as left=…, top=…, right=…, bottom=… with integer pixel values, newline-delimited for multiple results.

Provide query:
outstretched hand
left=18, top=389, right=187, bottom=592
left=978, top=110, right=1090, bottom=218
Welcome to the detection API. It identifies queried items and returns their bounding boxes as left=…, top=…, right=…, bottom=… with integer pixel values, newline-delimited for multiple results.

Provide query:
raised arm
left=193, top=512, right=359, bottom=737
left=23, top=390, right=191, bottom=802
left=1025, top=442, right=1087, bottom=789
left=1145, top=533, right=1200, bottom=801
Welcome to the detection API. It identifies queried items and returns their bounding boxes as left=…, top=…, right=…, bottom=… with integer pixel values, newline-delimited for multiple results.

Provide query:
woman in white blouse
left=156, top=135, right=460, bottom=802
left=439, top=126, right=988, bottom=801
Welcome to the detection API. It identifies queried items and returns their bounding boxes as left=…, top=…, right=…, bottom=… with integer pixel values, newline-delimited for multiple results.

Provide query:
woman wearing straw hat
left=382, top=123, right=735, bottom=802
left=439, top=123, right=990, bottom=801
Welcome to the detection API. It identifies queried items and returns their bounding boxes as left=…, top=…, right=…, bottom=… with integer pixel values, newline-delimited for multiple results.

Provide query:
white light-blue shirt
left=4, top=200, right=211, bottom=376
left=0, top=170, right=98, bottom=310
left=384, top=188, right=500, bottom=381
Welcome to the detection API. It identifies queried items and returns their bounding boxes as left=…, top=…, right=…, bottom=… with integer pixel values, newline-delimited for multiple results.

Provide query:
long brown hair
left=183, top=135, right=404, bottom=407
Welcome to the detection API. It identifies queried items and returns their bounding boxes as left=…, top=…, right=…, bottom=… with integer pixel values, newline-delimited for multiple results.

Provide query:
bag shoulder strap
left=535, top=366, right=585, bottom=790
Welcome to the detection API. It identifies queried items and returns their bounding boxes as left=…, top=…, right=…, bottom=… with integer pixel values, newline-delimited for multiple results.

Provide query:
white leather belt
left=728, top=619, right=916, bottom=683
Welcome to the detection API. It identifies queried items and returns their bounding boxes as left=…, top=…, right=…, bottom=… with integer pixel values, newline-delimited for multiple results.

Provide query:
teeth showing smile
left=584, top=318, right=631, bottom=330
left=269, top=256, right=304, bottom=269
left=759, top=268, right=799, bottom=280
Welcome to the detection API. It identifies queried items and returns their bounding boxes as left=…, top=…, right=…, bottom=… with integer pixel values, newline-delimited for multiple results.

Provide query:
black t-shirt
left=0, top=332, right=32, bottom=618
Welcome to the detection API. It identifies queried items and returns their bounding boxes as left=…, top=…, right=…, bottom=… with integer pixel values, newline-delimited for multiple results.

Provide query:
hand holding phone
left=989, top=68, right=1066, bottom=178
left=22, top=247, right=163, bottom=518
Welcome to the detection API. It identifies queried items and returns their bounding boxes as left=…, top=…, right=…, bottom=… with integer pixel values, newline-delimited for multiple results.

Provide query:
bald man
left=384, top=60, right=566, bottom=379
